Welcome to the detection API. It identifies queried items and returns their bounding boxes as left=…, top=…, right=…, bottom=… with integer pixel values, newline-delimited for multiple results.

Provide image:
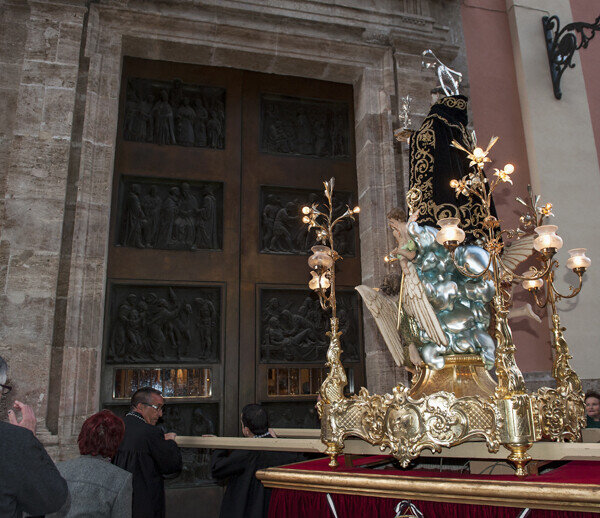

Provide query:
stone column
left=53, top=7, right=122, bottom=448
left=0, top=0, right=87, bottom=453
left=354, top=53, right=410, bottom=393
left=506, top=0, right=600, bottom=381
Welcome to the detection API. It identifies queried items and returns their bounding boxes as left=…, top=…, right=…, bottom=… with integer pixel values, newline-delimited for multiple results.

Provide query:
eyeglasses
left=142, top=402, right=164, bottom=412
left=1, top=383, right=12, bottom=395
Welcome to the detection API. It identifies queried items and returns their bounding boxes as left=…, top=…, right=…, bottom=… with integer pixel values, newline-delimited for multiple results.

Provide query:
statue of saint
left=153, top=89, right=176, bottom=145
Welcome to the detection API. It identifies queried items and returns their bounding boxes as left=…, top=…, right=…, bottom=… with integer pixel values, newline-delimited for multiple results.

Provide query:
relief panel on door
left=259, top=288, right=361, bottom=364
left=115, top=176, right=223, bottom=251
left=260, top=94, right=350, bottom=159
left=105, top=284, right=221, bottom=364
left=123, top=77, right=225, bottom=148
left=260, top=186, right=356, bottom=256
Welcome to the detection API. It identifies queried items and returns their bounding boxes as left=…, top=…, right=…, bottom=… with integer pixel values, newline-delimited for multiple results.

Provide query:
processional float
left=304, top=50, right=591, bottom=476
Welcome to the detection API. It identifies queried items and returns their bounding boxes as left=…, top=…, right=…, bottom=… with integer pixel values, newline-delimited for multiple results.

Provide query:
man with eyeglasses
left=0, top=355, right=68, bottom=517
left=113, top=387, right=182, bottom=518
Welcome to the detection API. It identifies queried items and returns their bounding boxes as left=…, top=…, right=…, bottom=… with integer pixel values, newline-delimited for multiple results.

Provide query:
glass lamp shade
left=309, top=272, right=330, bottom=290
left=308, top=245, right=333, bottom=269
left=435, top=218, right=466, bottom=246
left=566, top=248, right=591, bottom=270
left=533, top=225, right=563, bottom=252
left=522, top=275, right=544, bottom=291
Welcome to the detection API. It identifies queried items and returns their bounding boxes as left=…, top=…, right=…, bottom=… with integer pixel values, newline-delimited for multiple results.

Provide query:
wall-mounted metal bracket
left=542, top=14, right=600, bottom=99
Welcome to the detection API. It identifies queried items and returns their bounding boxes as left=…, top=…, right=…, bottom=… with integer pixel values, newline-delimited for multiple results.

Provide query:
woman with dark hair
left=49, top=410, right=132, bottom=517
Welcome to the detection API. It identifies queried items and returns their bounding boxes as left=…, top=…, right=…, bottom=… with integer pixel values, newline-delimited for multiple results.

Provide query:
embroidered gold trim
left=409, top=105, right=489, bottom=234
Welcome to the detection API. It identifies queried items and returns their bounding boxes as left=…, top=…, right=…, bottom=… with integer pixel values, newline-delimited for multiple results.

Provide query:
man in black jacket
left=0, top=355, right=68, bottom=518
left=211, top=404, right=301, bottom=518
left=113, top=387, right=182, bottom=518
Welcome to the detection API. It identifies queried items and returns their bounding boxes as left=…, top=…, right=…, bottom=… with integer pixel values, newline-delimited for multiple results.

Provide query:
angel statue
left=357, top=208, right=540, bottom=373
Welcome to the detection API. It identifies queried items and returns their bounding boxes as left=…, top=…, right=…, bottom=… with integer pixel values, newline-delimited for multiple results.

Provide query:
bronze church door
left=102, top=58, right=363, bottom=490
left=239, top=72, right=363, bottom=427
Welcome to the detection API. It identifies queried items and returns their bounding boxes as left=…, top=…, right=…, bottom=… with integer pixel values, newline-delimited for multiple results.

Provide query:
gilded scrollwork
left=493, top=296, right=527, bottom=399
left=320, top=318, right=347, bottom=404
left=534, top=315, right=585, bottom=442
left=320, top=384, right=502, bottom=467
left=535, top=388, right=583, bottom=442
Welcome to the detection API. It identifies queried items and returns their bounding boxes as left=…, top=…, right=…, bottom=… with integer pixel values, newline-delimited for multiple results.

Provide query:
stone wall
left=0, top=0, right=465, bottom=455
left=0, top=0, right=89, bottom=455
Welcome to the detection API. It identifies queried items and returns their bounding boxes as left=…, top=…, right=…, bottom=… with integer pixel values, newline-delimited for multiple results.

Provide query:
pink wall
left=570, top=0, right=600, bottom=170
left=461, top=0, right=553, bottom=372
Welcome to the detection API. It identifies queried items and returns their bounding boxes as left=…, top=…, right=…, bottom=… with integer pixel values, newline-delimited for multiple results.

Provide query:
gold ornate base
left=320, top=383, right=502, bottom=469
left=409, top=354, right=497, bottom=399
left=317, top=314, right=584, bottom=477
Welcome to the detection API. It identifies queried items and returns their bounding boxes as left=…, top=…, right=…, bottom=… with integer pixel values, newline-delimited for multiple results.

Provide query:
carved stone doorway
left=102, top=57, right=363, bottom=491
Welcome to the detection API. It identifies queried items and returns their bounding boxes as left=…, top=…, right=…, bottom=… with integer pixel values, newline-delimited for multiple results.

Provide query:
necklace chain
left=126, top=412, right=146, bottom=423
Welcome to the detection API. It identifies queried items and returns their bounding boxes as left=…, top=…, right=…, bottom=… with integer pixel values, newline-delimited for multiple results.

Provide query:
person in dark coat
left=113, top=387, right=182, bottom=518
left=0, top=355, right=69, bottom=518
left=211, top=404, right=301, bottom=518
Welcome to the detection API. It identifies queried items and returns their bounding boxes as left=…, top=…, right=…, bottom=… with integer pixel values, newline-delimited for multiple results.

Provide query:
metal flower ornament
left=302, top=178, right=360, bottom=314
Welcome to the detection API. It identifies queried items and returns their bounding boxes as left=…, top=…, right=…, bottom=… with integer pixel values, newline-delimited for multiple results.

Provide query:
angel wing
left=400, top=261, right=448, bottom=347
left=509, top=302, right=542, bottom=323
left=355, top=285, right=406, bottom=367
left=501, top=234, right=535, bottom=271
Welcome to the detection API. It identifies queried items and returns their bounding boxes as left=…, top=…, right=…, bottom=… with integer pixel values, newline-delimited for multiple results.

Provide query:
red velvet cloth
left=267, top=457, right=600, bottom=518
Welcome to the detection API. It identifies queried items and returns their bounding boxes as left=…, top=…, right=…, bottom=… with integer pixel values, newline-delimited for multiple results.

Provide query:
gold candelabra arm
left=316, top=291, right=330, bottom=311
left=549, top=269, right=584, bottom=300
left=521, top=253, right=587, bottom=441
left=303, top=178, right=360, bottom=468
left=534, top=311, right=586, bottom=443
left=531, top=287, right=549, bottom=309
left=525, top=259, right=585, bottom=311
left=549, top=313, right=582, bottom=393
left=331, top=207, right=358, bottom=229
left=320, top=317, right=347, bottom=402
left=495, top=255, right=554, bottom=283
left=448, top=248, right=495, bottom=279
